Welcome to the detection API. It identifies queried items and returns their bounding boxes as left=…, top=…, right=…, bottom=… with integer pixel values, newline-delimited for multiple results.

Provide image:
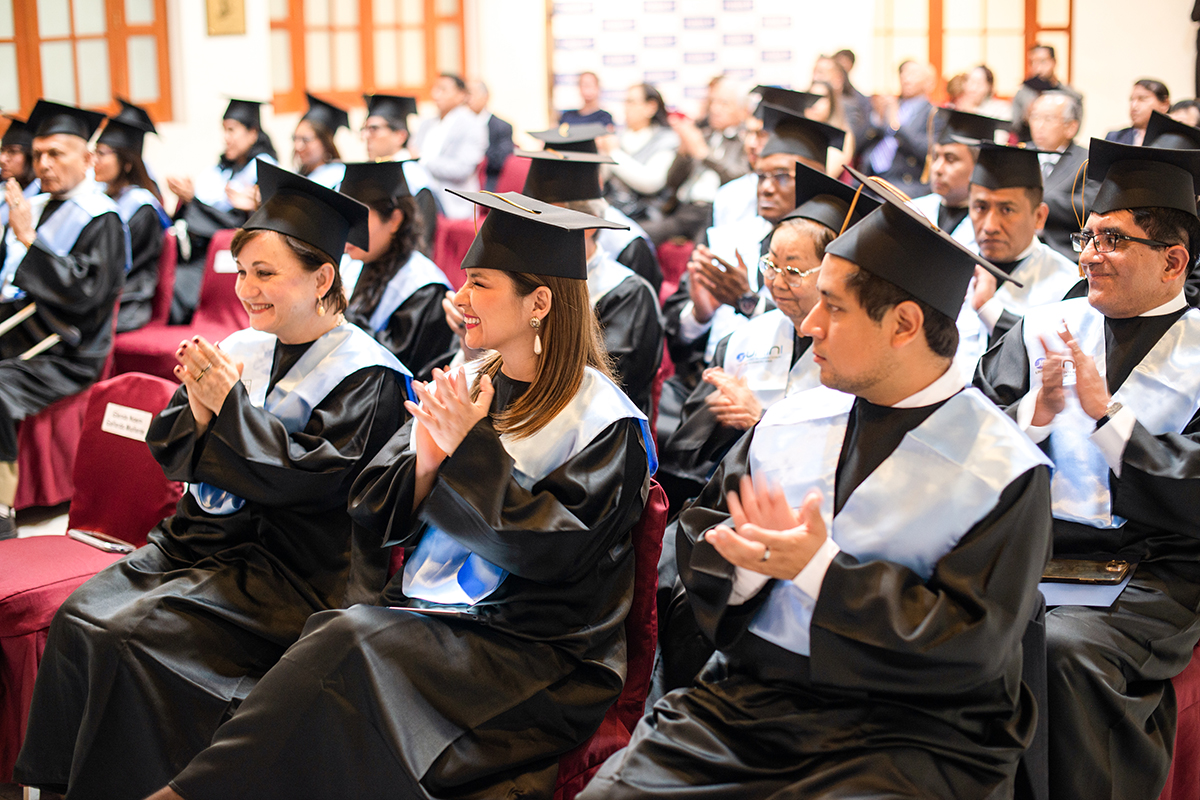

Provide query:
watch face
left=738, top=293, right=757, bottom=315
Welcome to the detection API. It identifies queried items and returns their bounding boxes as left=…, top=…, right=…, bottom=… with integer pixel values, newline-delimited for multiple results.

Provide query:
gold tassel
left=919, top=107, right=938, bottom=185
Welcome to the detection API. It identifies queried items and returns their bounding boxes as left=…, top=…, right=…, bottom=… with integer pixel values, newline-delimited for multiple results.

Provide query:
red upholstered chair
left=432, top=215, right=476, bottom=291
left=1159, top=644, right=1200, bottom=800
left=493, top=155, right=532, bottom=195
left=112, top=228, right=247, bottom=380
left=656, top=241, right=693, bottom=305
left=553, top=480, right=668, bottom=800
left=0, top=372, right=181, bottom=783
left=149, top=228, right=178, bottom=326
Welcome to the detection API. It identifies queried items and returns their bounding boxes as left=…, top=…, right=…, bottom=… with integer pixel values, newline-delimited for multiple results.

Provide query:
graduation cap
left=933, top=108, right=1005, bottom=145
left=364, top=94, right=418, bottom=128
left=752, top=86, right=816, bottom=118
left=244, top=160, right=370, bottom=264
left=1144, top=110, right=1200, bottom=150
left=826, top=166, right=1017, bottom=320
left=1087, top=137, right=1200, bottom=217
left=223, top=98, right=264, bottom=130
left=96, top=98, right=156, bottom=154
left=448, top=189, right=628, bottom=280
left=1, top=116, right=32, bottom=149
left=302, top=93, right=350, bottom=133
left=528, top=123, right=608, bottom=154
left=759, top=103, right=845, bottom=164
left=519, top=149, right=613, bottom=203
left=25, top=100, right=106, bottom=141
left=967, top=141, right=1048, bottom=190
left=339, top=160, right=412, bottom=206
left=781, top=161, right=880, bottom=233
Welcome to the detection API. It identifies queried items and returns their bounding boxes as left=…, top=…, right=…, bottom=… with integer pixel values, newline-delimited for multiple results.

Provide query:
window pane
left=304, top=0, right=328, bottom=28
left=269, top=0, right=288, bottom=20
left=985, top=33, right=1025, bottom=95
left=373, top=0, right=394, bottom=26
left=399, top=0, right=420, bottom=24
left=435, top=22, right=459, bottom=73
left=399, top=27, right=423, bottom=85
left=306, top=30, right=331, bottom=90
left=332, top=30, right=359, bottom=89
left=434, top=0, right=457, bottom=15
left=1038, top=0, right=1070, bottom=28
left=127, top=35, right=159, bottom=102
left=890, top=0, right=927, bottom=30
left=987, top=0, right=1022, bottom=29
left=0, top=44, right=17, bottom=109
left=40, top=41, right=76, bottom=101
left=38, top=0, right=71, bottom=38
left=271, top=29, right=293, bottom=91
left=943, top=33, right=983, bottom=78
left=332, top=0, right=356, bottom=25
left=0, top=0, right=14, bottom=39
left=76, top=38, right=110, bottom=105
left=125, top=0, right=154, bottom=24
left=374, top=29, right=397, bottom=85
left=944, top=0, right=981, bottom=30
left=73, top=0, right=106, bottom=35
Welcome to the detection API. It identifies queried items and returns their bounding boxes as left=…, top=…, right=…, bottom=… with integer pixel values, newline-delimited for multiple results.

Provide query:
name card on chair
left=101, top=403, right=154, bottom=442
left=213, top=250, right=237, bottom=273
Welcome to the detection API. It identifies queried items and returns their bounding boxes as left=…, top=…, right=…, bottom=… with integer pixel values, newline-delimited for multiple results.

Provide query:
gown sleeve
left=660, top=335, right=745, bottom=483
left=349, top=415, right=651, bottom=584
left=15, top=211, right=126, bottom=317
left=368, top=283, right=455, bottom=381
left=148, top=366, right=407, bottom=511
left=595, top=277, right=664, bottom=416
left=116, top=203, right=165, bottom=332
left=973, top=318, right=1032, bottom=418
left=1106, top=407, right=1200, bottom=538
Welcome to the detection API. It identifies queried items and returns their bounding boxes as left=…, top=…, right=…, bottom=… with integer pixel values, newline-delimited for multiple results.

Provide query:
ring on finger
left=760, top=546, right=771, bottom=563
left=195, top=362, right=213, bottom=382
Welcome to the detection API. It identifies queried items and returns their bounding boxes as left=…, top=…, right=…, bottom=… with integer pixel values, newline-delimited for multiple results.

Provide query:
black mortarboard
left=244, top=160, right=370, bottom=263
left=223, top=98, right=264, bottom=130
left=528, top=123, right=608, bottom=154
left=782, top=161, right=880, bottom=232
left=519, top=149, right=613, bottom=203
left=1, top=116, right=32, bottom=149
left=364, top=94, right=417, bottom=128
left=759, top=104, right=845, bottom=163
left=968, top=141, right=1047, bottom=190
left=339, top=161, right=412, bottom=206
left=302, top=93, right=350, bottom=133
left=933, top=108, right=1005, bottom=145
left=96, top=98, right=156, bottom=153
left=1144, top=110, right=1200, bottom=150
left=826, top=166, right=1016, bottom=320
left=26, top=100, right=106, bottom=141
left=1087, top=137, right=1200, bottom=216
left=752, top=86, right=816, bottom=118
left=449, top=190, right=628, bottom=280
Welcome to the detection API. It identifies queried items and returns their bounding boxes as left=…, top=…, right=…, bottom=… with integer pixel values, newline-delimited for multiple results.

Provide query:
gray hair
left=1034, top=90, right=1082, bottom=124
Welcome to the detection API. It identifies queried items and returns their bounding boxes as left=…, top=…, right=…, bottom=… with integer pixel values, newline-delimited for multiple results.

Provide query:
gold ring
left=760, top=546, right=771, bottom=563
left=195, top=363, right=212, bottom=381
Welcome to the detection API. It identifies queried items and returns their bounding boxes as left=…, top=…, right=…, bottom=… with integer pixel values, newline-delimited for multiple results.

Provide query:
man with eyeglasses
left=976, top=140, right=1200, bottom=799
left=362, top=93, right=438, bottom=251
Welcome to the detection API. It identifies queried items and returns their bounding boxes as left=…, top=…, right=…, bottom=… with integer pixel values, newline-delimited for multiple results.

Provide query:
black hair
left=1030, top=44, right=1056, bottom=60
left=440, top=73, right=467, bottom=92
left=636, top=83, right=670, bottom=127
left=1130, top=206, right=1200, bottom=273
left=843, top=266, right=959, bottom=359
left=347, top=195, right=426, bottom=317
left=1135, top=79, right=1170, bottom=105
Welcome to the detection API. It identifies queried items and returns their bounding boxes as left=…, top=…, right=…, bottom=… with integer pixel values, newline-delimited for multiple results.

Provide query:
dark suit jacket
left=1039, top=142, right=1090, bottom=262
left=1105, top=127, right=1138, bottom=145
left=859, top=96, right=934, bottom=196
left=483, top=113, right=514, bottom=191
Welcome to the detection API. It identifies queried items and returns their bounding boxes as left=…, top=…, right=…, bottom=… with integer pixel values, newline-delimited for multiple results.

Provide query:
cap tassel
left=839, top=184, right=865, bottom=236
left=919, top=107, right=937, bottom=185
left=480, top=190, right=541, bottom=214
left=1071, top=159, right=1089, bottom=277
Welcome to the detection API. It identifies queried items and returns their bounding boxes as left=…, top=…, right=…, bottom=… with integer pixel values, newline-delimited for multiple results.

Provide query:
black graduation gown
left=595, top=274, right=664, bottom=417
left=346, top=280, right=454, bottom=383
left=615, top=236, right=662, bottom=296
left=584, top=394, right=1053, bottom=800
left=116, top=202, right=166, bottom=332
left=976, top=314, right=1200, bottom=799
left=12, top=345, right=406, bottom=800
left=0, top=204, right=126, bottom=461
left=165, top=373, right=651, bottom=800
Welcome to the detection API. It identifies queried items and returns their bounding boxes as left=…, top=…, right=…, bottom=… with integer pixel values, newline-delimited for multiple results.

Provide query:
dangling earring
left=530, top=317, right=542, bottom=356
left=316, top=295, right=326, bottom=317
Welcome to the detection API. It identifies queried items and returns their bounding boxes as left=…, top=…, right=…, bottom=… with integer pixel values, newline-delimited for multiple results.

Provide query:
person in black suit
left=1105, top=79, right=1170, bottom=146
left=1029, top=91, right=1089, bottom=261
left=860, top=60, right=935, bottom=197
left=467, top=80, right=514, bottom=191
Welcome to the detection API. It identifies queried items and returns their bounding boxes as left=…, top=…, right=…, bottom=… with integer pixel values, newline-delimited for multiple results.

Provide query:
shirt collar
left=1139, top=290, right=1188, bottom=317
left=55, top=176, right=99, bottom=201
left=889, top=361, right=967, bottom=409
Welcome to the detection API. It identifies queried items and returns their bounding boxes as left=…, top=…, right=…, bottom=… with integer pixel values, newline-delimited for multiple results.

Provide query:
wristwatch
left=1095, top=401, right=1123, bottom=430
left=735, top=291, right=759, bottom=317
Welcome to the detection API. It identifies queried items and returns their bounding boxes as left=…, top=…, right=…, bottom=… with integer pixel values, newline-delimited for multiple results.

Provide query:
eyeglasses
left=755, top=170, right=795, bottom=187
left=292, top=135, right=316, bottom=146
left=760, top=254, right=819, bottom=285
left=1070, top=230, right=1175, bottom=253
left=360, top=123, right=391, bottom=136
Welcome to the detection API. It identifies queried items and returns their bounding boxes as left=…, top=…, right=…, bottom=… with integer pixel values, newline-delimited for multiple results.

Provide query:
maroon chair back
left=493, top=155, right=532, bottom=194
left=149, top=228, right=178, bottom=325
left=1160, top=644, right=1200, bottom=800
left=657, top=241, right=693, bottom=305
left=192, top=228, right=248, bottom=331
left=432, top=216, right=476, bottom=290
left=66, top=372, right=182, bottom=547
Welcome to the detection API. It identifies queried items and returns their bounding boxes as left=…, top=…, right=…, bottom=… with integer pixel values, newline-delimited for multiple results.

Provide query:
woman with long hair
left=340, top=160, right=453, bottom=377
left=1107, top=78, right=1171, bottom=146
left=14, top=163, right=410, bottom=800
left=95, top=98, right=172, bottom=332
left=294, top=93, right=348, bottom=189
left=599, top=82, right=681, bottom=220
left=142, top=190, right=654, bottom=800
left=804, top=80, right=856, bottom=177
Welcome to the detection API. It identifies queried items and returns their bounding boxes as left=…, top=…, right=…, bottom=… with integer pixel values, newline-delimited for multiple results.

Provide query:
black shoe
left=0, top=505, right=16, bottom=540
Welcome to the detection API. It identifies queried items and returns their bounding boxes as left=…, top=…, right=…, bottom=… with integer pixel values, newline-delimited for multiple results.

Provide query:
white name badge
left=101, top=402, right=154, bottom=442
left=213, top=250, right=237, bottom=273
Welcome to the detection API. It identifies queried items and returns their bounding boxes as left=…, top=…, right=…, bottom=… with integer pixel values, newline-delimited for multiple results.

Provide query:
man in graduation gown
left=954, top=141, right=1080, bottom=371
left=658, top=106, right=845, bottom=447
left=0, top=100, right=125, bottom=538
left=582, top=171, right=1053, bottom=800
left=976, top=139, right=1200, bottom=799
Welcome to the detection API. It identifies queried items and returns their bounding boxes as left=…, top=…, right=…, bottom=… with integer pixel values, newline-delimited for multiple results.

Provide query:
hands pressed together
left=5, top=178, right=35, bottom=247
left=703, top=367, right=763, bottom=430
left=1032, top=323, right=1110, bottom=427
left=174, top=336, right=244, bottom=433
left=686, top=245, right=751, bottom=322
left=705, top=476, right=828, bottom=581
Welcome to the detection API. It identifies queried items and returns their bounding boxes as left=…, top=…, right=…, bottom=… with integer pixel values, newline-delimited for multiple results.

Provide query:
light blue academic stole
left=0, top=179, right=40, bottom=226
left=115, top=185, right=171, bottom=229
left=720, top=308, right=821, bottom=410
left=746, top=385, right=1050, bottom=656
left=305, top=161, right=346, bottom=190
left=2, top=183, right=126, bottom=301
left=193, top=156, right=275, bottom=212
left=188, top=322, right=411, bottom=515
left=402, top=366, right=658, bottom=606
left=1023, top=298, right=1200, bottom=528
left=597, top=204, right=654, bottom=258
left=367, top=251, right=451, bottom=332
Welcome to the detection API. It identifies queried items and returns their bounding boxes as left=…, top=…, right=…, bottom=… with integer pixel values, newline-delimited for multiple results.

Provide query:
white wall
left=1071, top=0, right=1197, bottom=143
left=466, top=0, right=551, bottom=148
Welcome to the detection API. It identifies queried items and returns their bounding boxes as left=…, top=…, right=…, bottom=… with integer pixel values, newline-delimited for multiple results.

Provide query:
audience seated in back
left=1010, top=43, right=1082, bottom=142
left=466, top=80, right=514, bottom=192
left=598, top=82, right=681, bottom=222
left=0, top=116, right=39, bottom=205
left=803, top=79, right=855, bottom=176
left=1105, top=78, right=1171, bottom=146
left=952, top=65, right=1012, bottom=121
left=560, top=70, right=616, bottom=129
left=361, top=93, right=438, bottom=252
left=860, top=60, right=935, bottom=196
left=410, top=73, right=488, bottom=220
left=1027, top=90, right=1089, bottom=262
